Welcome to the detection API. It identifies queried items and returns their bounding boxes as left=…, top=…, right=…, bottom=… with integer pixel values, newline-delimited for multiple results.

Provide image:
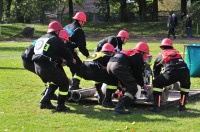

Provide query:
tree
left=0, top=0, right=3, bottom=23
left=105, top=0, right=110, bottom=22
left=16, top=0, right=24, bottom=23
left=68, top=0, right=73, bottom=23
left=152, top=0, right=158, bottom=21
left=137, top=0, right=147, bottom=22
left=181, top=0, right=187, bottom=19
left=120, top=0, right=127, bottom=22
left=5, top=0, right=12, bottom=21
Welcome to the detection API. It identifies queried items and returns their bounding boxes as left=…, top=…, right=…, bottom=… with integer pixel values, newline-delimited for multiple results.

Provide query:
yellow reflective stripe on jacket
left=59, top=91, right=68, bottom=95
left=73, top=75, right=82, bottom=80
left=107, top=85, right=117, bottom=90
left=180, top=88, right=189, bottom=92
left=94, top=81, right=101, bottom=84
left=153, top=88, right=163, bottom=92
left=84, top=52, right=105, bottom=62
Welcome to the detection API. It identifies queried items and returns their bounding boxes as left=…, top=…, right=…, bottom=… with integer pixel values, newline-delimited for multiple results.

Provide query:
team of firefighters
left=21, top=11, right=190, bottom=114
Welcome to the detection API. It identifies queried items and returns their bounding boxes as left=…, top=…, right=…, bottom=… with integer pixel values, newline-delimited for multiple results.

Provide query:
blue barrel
left=186, top=44, right=200, bottom=77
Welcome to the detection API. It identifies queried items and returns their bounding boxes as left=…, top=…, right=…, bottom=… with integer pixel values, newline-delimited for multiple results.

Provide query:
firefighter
left=80, top=43, right=118, bottom=106
left=152, top=38, right=190, bottom=112
left=94, top=30, right=129, bottom=52
left=64, top=11, right=90, bottom=91
left=32, top=21, right=75, bottom=112
left=21, top=29, right=72, bottom=100
left=107, top=41, right=150, bottom=114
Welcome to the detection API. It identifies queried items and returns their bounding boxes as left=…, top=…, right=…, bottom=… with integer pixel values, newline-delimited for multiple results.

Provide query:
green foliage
left=0, top=22, right=178, bottom=41
left=188, top=1, right=200, bottom=23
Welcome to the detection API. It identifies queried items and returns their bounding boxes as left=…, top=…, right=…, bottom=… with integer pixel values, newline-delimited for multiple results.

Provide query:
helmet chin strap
left=121, top=37, right=125, bottom=44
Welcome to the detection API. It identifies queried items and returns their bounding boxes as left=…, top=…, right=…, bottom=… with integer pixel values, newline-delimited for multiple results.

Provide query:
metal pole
left=197, top=23, right=199, bottom=36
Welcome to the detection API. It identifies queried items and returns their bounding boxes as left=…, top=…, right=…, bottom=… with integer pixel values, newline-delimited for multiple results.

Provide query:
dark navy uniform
left=152, top=48, right=190, bottom=111
left=108, top=49, right=144, bottom=95
left=32, top=32, right=74, bottom=110
left=81, top=52, right=118, bottom=85
left=64, top=21, right=90, bottom=90
left=95, top=36, right=123, bottom=52
left=64, top=21, right=89, bottom=76
left=21, top=41, right=36, bottom=74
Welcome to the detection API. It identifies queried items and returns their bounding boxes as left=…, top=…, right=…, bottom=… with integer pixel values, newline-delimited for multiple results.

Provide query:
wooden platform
left=77, top=90, right=200, bottom=107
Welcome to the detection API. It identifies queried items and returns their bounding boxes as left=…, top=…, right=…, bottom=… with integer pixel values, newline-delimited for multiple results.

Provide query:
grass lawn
left=0, top=40, right=200, bottom=132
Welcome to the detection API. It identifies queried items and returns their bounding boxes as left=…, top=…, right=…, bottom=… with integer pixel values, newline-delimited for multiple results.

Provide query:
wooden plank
left=78, top=90, right=200, bottom=107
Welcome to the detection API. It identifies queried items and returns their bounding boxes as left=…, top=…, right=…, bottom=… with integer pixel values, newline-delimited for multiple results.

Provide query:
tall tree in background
left=5, top=0, right=12, bottom=21
left=137, top=0, right=147, bottom=22
left=0, top=0, right=3, bottom=23
left=120, top=0, right=127, bottom=22
left=68, top=0, right=73, bottom=22
left=181, top=0, right=187, bottom=19
left=152, top=0, right=158, bottom=21
left=16, top=0, right=24, bottom=23
left=105, top=0, right=110, bottom=22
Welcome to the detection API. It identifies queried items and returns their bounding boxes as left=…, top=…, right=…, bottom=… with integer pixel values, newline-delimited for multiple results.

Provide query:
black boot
left=150, top=94, right=161, bottom=113
left=56, top=94, right=70, bottom=112
left=95, top=83, right=104, bottom=105
left=40, top=86, right=56, bottom=109
left=41, top=84, right=58, bottom=100
left=102, top=89, right=115, bottom=108
left=69, top=78, right=80, bottom=91
left=114, top=96, right=131, bottom=114
left=179, top=94, right=187, bottom=111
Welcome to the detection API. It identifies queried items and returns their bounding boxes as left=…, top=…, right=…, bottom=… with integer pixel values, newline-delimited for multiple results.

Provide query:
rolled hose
left=70, top=88, right=96, bottom=102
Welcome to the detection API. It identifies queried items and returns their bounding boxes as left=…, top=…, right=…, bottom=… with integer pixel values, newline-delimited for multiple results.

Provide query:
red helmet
left=134, top=41, right=149, bottom=54
left=48, top=21, right=63, bottom=32
left=73, top=11, right=87, bottom=22
left=160, top=38, right=173, bottom=48
left=59, top=30, right=69, bottom=40
left=117, top=30, right=129, bottom=39
left=101, top=43, right=115, bottom=53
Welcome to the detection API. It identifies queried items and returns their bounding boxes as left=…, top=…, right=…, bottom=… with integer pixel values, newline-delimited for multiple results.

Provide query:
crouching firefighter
left=80, top=43, right=118, bottom=106
left=152, top=38, right=190, bottom=112
left=107, top=41, right=150, bottom=114
left=32, top=21, right=75, bottom=112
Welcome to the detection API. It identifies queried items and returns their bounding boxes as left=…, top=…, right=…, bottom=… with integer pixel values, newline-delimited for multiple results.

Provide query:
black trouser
left=35, top=64, right=69, bottom=93
left=107, top=62, right=138, bottom=96
left=67, top=52, right=82, bottom=78
left=153, top=69, right=190, bottom=95
left=167, top=27, right=176, bottom=38
left=80, top=63, right=118, bottom=86
left=22, top=58, right=35, bottom=74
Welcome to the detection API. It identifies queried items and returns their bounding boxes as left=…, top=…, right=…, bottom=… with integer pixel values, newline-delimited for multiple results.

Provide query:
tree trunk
left=6, top=0, right=12, bottom=19
left=16, top=0, right=24, bottom=22
left=120, top=0, right=127, bottom=22
left=0, top=0, right=3, bottom=23
left=104, top=0, right=110, bottom=22
left=181, top=0, right=187, bottom=19
left=68, top=0, right=73, bottom=23
left=138, top=0, right=146, bottom=22
left=152, top=0, right=158, bottom=21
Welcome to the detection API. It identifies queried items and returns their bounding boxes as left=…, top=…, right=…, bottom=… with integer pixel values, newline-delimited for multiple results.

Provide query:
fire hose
left=70, top=88, right=96, bottom=102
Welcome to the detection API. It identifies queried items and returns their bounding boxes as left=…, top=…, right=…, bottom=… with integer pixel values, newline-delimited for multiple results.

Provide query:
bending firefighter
left=94, top=30, right=129, bottom=52
left=107, top=41, right=150, bottom=114
left=32, top=21, right=75, bottom=112
left=152, top=38, right=190, bottom=112
left=80, top=43, right=118, bottom=107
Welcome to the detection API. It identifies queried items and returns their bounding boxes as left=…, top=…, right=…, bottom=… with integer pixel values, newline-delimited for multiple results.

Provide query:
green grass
left=0, top=40, right=200, bottom=131
left=0, top=22, right=199, bottom=40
